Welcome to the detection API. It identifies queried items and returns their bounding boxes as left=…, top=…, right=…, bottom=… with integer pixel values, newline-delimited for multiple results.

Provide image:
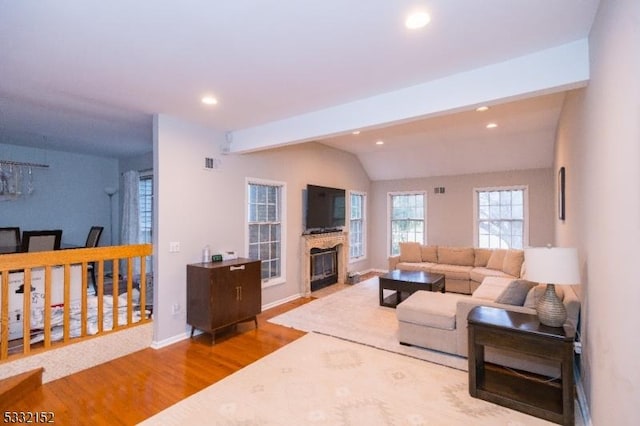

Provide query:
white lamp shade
left=524, top=247, right=580, bottom=285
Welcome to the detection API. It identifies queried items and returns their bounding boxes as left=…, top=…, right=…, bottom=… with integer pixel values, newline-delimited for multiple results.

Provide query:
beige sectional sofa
left=395, top=275, right=580, bottom=376
left=388, top=243, right=525, bottom=294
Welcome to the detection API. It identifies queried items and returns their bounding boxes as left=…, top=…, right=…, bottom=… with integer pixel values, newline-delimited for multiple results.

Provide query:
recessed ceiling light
left=476, top=106, right=489, bottom=112
left=201, top=96, right=218, bottom=105
left=405, top=12, right=431, bottom=29
left=486, top=123, right=498, bottom=129
left=376, top=140, right=385, bottom=145
left=352, top=130, right=361, bottom=135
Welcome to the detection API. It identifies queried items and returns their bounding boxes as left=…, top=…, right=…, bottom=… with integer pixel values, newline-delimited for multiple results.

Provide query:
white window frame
left=387, top=191, right=427, bottom=257
left=245, top=177, right=287, bottom=288
left=473, top=185, right=529, bottom=249
left=348, top=190, right=366, bottom=262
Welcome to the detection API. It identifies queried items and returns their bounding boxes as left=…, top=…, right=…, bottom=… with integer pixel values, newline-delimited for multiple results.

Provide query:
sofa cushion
left=437, top=246, right=475, bottom=266
left=396, top=291, right=463, bottom=330
left=524, top=284, right=565, bottom=309
left=502, top=249, right=524, bottom=277
left=469, top=267, right=512, bottom=283
left=420, top=245, right=438, bottom=263
left=472, top=276, right=512, bottom=301
left=495, top=279, right=537, bottom=306
left=474, top=248, right=493, bottom=267
left=396, top=261, right=436, bottom=272
left=430, top=264, right=473, bottom=281
left=486, top=249, right=507, bottom=270
left=399, top=242, right=422, bottom=263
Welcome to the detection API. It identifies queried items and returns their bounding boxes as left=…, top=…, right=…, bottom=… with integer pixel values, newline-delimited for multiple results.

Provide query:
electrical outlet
left=171, top=303, right=180, bottom=315
left=574, top=341, right=582, bottom=354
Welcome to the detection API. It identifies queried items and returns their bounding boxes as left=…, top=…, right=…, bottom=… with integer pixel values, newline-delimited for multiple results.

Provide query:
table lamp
left=524, top=247, right=580, bottom=327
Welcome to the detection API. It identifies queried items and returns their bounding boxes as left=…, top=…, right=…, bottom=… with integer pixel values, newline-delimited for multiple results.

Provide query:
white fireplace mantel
left=301, top=231, right=348, bottom=296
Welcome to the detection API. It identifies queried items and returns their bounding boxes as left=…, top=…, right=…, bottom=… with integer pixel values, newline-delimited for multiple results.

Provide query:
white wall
left=153, top=114, right=370, bottom=343
left=368, top=168, right=555, bottom=269
left=0, top=143, right=118, bottom=246
left=554, top=0, right=640, bottom=424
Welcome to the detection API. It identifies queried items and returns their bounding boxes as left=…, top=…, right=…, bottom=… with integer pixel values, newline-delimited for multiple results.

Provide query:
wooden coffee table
left=379, top=269, right=445, bottom=308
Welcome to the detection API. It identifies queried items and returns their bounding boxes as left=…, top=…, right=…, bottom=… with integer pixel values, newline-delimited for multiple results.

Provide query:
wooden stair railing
left=0, top=244, right=152, bottom=361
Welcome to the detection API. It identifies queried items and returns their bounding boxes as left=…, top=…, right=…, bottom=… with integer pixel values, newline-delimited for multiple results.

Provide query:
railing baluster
left=44, top=266, right=52, bottom=348
left=139, top=256, right=147, bottom=321
left=63, top=264, right=70, bottom=343
left=1, top=271, right=9, bottom=360
left=97, top=259, right=104, bottom=334
left=81, top=261, right=88, bottom=337
left=22, top=268, right=32, bottom=355
left=112, top=260, right=119, bottom=330
left=127, top=257, right=133, bottom=325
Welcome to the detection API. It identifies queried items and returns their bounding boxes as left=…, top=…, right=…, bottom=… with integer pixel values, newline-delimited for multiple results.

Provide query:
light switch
left=169, top=242, right=180, bottom=253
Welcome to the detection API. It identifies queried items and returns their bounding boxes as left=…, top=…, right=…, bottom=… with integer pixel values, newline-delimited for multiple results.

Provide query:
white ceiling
left=0, top=1, right=599, bottom=179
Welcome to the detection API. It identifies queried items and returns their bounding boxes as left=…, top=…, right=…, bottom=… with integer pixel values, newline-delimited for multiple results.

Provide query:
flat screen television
left=305, top=184, right=346, bottom=232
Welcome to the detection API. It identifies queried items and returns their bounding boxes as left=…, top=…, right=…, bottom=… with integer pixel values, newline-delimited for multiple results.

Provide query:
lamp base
left=536, top=284, right=567, bottom=327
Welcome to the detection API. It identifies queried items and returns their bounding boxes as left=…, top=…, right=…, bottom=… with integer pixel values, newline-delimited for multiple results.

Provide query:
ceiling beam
left=227, top=39, right=589, bottom=154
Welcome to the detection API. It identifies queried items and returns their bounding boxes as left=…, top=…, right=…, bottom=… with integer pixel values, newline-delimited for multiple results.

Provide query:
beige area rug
left=139, top=333, right=551, bottom=425
left=270, top=277, right=468, bottom=371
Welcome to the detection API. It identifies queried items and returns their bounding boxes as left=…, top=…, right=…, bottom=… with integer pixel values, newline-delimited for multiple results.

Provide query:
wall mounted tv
left=305, top=184, right=346, bottom=233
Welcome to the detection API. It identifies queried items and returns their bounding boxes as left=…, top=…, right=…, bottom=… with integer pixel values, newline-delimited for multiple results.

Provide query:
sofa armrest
left=389, top=255, right=400, bottom=271
left=455, top=299, right=536, bottom=357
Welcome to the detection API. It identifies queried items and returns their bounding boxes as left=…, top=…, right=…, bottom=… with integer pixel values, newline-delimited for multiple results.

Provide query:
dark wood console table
left=467, top=306, right=574, bottom=425
left=187, top=258, right=261, bottom=343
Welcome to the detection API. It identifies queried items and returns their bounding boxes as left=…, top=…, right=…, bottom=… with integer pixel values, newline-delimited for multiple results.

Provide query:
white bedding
left=12, top=289, right=148, bottom=344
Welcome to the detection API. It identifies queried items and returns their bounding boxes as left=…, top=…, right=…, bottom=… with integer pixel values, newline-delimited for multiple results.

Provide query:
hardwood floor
left=10, top=297, right=313, bottom=426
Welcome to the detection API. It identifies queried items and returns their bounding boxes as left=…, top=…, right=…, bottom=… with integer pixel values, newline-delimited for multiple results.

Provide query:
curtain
left=121, top=170, right=140, bottom=274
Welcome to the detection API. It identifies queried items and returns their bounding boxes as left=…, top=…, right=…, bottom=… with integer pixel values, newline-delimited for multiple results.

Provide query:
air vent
left=204, top=157, right=221, bottom=170
left=434, top=187, right=445, bottom=194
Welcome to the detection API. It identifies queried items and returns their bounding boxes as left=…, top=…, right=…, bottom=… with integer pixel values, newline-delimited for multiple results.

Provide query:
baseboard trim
left=151, top=331, right=190, bottom=349
left=262, top=293, right=304, bottom=311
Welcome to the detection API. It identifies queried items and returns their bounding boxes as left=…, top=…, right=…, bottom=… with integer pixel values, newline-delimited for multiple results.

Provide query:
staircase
left=0, top=368, right=43, bottom=411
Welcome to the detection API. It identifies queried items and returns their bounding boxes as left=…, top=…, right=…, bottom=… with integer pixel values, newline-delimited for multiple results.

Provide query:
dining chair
left=0, top=227, right=21, bottom=252
left=20, top=229, right=63, bottom=252
left=85, top=226, right=104, bottom=293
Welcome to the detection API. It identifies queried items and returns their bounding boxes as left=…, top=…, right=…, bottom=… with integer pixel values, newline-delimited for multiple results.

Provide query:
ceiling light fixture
left=476, top=106, right=489, bottom=112
left=376, top=140, right=385, bottom=145
left=201, top=96, right=218, bottom=105
left=405, top=12, right=431, bottom=29
left=486, top=123, right=498, bottom=129
left=352, top=130, right=361, bottom=135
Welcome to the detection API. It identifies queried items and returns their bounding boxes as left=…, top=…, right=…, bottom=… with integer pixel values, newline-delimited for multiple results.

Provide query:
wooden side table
left=467, top=306, right=574, bottom=425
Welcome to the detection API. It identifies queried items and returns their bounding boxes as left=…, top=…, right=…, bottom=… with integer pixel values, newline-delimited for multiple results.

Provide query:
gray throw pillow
left=495, top=279, right=538, bottom=306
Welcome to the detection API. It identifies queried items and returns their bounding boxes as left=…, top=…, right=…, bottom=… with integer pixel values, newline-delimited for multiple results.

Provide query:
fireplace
left=301, top=231, right=348, bottom=296
left=310, top=247, right=338, bottom=292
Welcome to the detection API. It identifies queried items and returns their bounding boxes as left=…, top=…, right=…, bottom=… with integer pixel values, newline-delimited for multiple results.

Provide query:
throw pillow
left=502, top=249, right=525, bottom=277
left=399, top=242, right=422, bottom=263
left=523, top=284, right=565, bottom=309
left=437, top=246, right=475, bottom=266
left=495, top=279, right=537, bottom=306
left=486, top=249, right=507, bottom=270
left=420, top=245, right=438, bottom=263
left=474, top=248, right=492, bottom=267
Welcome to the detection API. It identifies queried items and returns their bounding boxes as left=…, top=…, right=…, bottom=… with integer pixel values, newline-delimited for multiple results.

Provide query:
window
left=247, top=180, right=285, bottom=286
left=349, top=191, right=366, bottom=260
left=138, top=173, right=153, bottom=272
left=389, top=192, right=425, bottom=256
left=474, top=186, right=528, bottom=249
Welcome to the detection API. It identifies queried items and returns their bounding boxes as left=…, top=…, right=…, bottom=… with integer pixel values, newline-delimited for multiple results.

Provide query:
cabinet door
left=236, top=261, right=261, bottom=320
left=209, top=268, right=239, bottom=329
